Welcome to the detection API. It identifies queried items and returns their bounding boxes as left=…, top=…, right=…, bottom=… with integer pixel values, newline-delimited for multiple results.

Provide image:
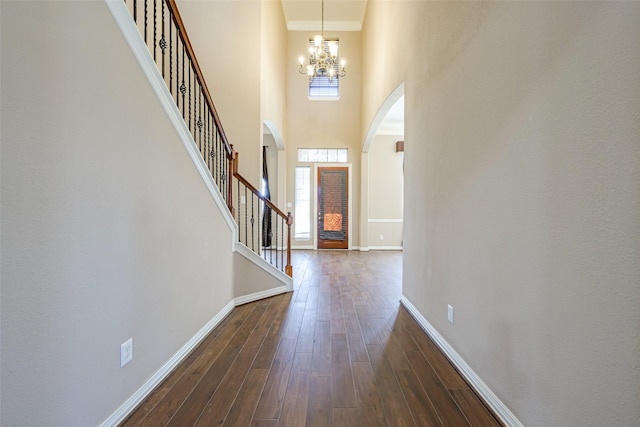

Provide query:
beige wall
left=286, top=30, right=362, bottom=247
left=261, top=0, right=289, bottom=211
left=177, top=0, right=263, bottom=184
left=233, top=251, right=286, bottom=297
left=1, top=2, right=234, bottom=425
left=177, top=0, right=288, bottom=197
left=363, top=1, right=640, bottom=425
left=261, top=0, right=288, bottom=146
left=368, top=134, right=404, bottom=248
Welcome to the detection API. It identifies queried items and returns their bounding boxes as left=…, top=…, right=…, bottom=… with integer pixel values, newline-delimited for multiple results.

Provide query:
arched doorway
left=360, top=83, right=405, bottom=251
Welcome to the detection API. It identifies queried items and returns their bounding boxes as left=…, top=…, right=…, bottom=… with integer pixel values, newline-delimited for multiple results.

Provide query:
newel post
left=286, top=212, right=293, bottom=277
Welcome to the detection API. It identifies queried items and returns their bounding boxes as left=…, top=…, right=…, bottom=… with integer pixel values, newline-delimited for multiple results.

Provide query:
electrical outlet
left=379, top=234, right=384, bottom=240
left=121, top=338, right=133, bottom=367
left=240, top=195, right=246, bottom=204
left=447, top=305, right=454, bottom=324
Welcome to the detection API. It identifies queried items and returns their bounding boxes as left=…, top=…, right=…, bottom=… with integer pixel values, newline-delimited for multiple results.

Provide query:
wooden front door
left=317, top=167, right=348, bottom=249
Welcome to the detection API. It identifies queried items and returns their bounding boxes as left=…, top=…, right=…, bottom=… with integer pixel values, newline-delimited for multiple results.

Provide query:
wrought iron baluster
left=214, top=131, right=218, bottom=187
left=251, top=194, right=255, bottom=251
left=263, top=202, right=267, bottom=259
left=271, top=212, right=276, bottom=264
left=153, top=0, right=156, bottom=61
left=198, top=85, right=202, bottom=151
left=216, top=132, right=220, bottom=187
left=192, top=71, right=196, bottom=140
left=144, top=0, right=147, bottom=43
left=133, top=0, right=137, bottom=23
left=213, top=131, right=218, bottom=185
left=188, top=65, right=192, bottom=135
left=207, top=107, right=211, bottom=172
left=196, top=83, right=200, bottom=148
left=191, top=68, right=195, bottom=139
left=160, top=0, right=166, bottom=77
left=220, top=134, right=224, bottom=191
left=216, top=131, right=220, bottom=188
left=244, top=186, right=248, bottom=246
left=203, top=103, right=207, bottom=158
left=212, top=129, right=216, bottom=182
left=209, top=111, right=214, bottom=176
left=180, top=44, right=186, bottom=120
left=192, top=70, right=196, bottom=139
left=169, top=10, right=172, bottom=97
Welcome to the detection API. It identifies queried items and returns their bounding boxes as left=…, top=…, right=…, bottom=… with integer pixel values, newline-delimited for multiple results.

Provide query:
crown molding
left=287, top=20, right=362, bottom=32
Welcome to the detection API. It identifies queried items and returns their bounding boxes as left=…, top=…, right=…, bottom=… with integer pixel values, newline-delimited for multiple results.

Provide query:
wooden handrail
left=234, top=172, right=290, bottom=220
left=165, top=0, right=232, bottom=157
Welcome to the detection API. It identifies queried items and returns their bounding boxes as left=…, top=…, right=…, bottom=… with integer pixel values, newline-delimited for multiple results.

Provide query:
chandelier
left=298, top=0, right=346, bottom=82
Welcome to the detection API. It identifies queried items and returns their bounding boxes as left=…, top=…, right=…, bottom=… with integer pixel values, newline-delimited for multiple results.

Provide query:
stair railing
left=123, top=0, right=292, bottom=277
left=231, top=151, right=293, bottom=277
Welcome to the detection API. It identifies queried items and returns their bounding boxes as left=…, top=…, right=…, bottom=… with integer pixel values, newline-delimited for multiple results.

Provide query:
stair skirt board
left=234, top=242, right=294, bottom=291
left=399, top=296, right=524, bottom=427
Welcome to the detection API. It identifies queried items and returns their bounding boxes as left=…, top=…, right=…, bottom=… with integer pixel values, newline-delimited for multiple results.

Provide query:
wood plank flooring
left=121, top=250, right=502, bottom=426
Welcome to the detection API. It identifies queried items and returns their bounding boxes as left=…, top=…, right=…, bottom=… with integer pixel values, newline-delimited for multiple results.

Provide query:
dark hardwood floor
left=121, top=250, right=502, bottom=426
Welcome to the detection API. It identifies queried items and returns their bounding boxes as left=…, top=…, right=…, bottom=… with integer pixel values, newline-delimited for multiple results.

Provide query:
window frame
left=294, top=166, right=311, bottom=240
left=307, top=38, right=341, bottom=101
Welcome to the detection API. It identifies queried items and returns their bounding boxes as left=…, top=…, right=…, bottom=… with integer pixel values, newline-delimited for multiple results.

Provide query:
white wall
left=363, top=1, right=640, bottom=426
left=1, top=2, right=234, bottom=425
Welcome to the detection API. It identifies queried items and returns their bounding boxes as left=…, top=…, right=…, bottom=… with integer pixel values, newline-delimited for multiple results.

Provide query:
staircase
left=115, top=0, right=293, bottom=278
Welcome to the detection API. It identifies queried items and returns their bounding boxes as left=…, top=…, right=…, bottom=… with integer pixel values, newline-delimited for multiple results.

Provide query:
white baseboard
left=99, top=300, right=235, bottom=427
left=368, top=246, right=403, bottom=251
left=292, top=245, right=314, bottom=250
left=399, top=296, right=524, bottom=427
left=102, top=283, right=288, bottom=426
left=234, top=285, right=288, bottom=306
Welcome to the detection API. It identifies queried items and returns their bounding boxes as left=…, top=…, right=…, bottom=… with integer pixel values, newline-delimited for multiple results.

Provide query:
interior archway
left=262, top=121, right=287, bottom=212
left=360, top=83, right=405, bottom=251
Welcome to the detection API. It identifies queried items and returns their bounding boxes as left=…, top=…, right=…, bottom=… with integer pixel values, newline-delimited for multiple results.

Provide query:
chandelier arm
left=298, top=0, right=346, bottom=81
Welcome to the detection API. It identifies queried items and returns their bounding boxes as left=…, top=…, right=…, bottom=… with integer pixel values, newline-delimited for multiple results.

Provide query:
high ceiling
left=281, top=0, right=403, bottom=134
left=281, top=0, right=368, bottom=31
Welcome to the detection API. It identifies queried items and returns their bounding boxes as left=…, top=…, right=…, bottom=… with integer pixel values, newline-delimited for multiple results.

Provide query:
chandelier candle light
left=298, top=0, right=346, bottom=82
